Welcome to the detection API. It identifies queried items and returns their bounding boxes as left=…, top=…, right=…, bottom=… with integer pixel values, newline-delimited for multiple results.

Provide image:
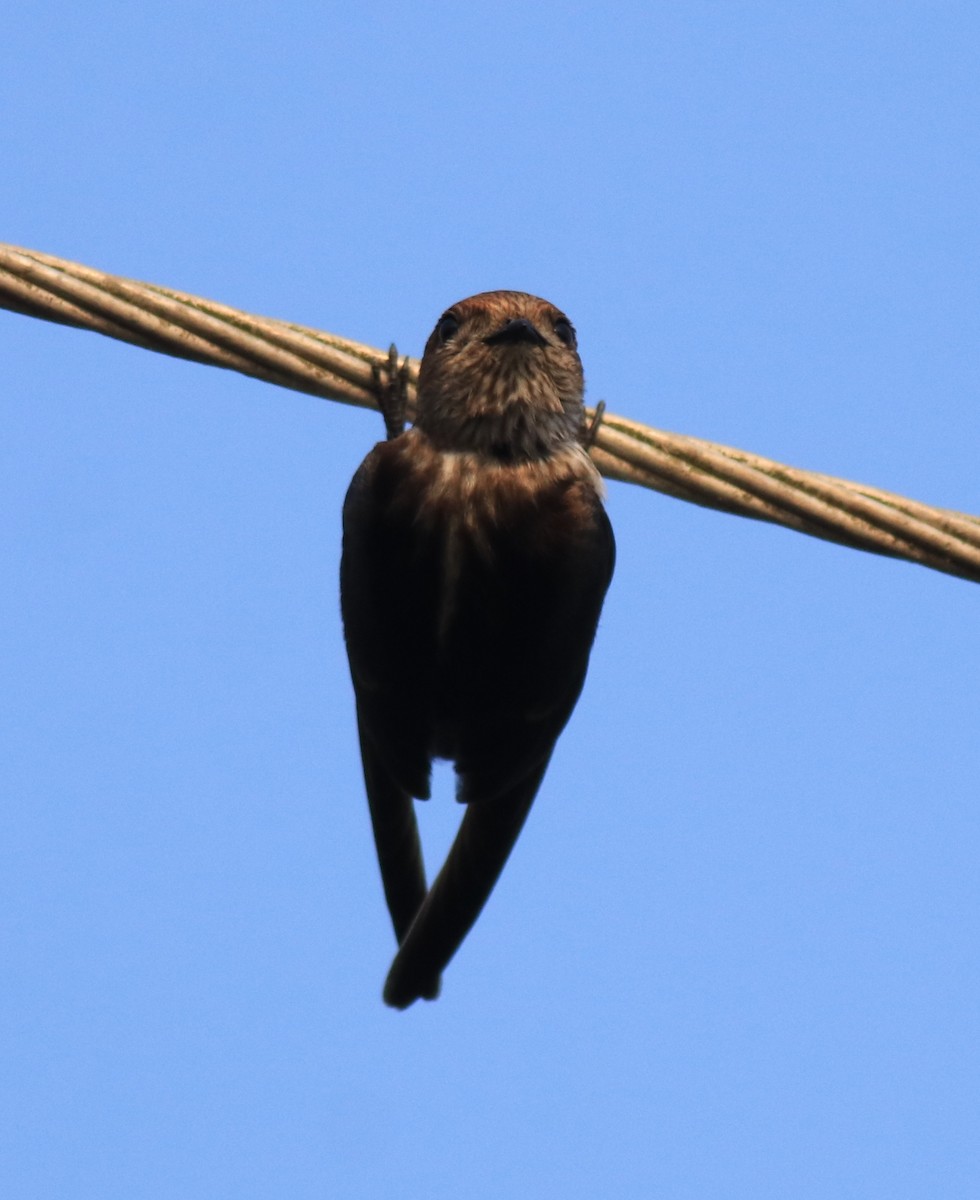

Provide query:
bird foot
left=582, top=400, right=607, bottom=449
left=372, top=343, right=410, bottom=440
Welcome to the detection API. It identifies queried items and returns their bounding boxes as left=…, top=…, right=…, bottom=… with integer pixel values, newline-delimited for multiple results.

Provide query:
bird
left=340, top=291, right=615, bottom=1008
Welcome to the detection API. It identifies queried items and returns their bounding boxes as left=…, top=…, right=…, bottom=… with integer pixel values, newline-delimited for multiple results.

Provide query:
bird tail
left=382, top=763, right=546, bottom=1009
left=359, top=723, right=431, bottom=947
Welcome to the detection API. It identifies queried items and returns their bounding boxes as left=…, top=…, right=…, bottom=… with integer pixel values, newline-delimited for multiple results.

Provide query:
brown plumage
left=340, top=291, right=615, bottom=1008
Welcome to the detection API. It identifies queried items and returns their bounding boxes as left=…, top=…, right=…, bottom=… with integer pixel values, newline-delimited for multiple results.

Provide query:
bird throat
left=420, top=395, right=579, bottom=463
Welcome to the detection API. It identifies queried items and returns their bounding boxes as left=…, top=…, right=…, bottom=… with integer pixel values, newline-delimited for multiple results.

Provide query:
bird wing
left=341, top=445, right=441, bottom=961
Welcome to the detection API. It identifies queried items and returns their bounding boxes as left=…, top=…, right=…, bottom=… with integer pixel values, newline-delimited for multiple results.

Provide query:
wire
left=2, top=242, right=978, bottom=585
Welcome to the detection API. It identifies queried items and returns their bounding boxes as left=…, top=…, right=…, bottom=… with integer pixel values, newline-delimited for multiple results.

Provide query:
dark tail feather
left=359, top=724, right=430, bottom=951
left=382, top=764, right=546, bottom=1009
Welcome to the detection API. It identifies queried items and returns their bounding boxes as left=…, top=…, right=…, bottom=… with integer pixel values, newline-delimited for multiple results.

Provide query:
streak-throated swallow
left=340, top=291, right=615, bottom=1008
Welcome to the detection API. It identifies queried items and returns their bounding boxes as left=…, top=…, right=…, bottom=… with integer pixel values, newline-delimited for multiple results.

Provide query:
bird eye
left=553, top=317, right=576, bottom=347
left=437, top=313, right=460, bottom=342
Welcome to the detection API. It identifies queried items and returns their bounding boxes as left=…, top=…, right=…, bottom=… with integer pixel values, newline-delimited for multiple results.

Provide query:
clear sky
left=3, top=4, right=979, bottom=1197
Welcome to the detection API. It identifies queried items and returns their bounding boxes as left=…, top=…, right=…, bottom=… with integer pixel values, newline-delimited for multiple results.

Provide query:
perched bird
left=340, top=291, right=615, bottom=1008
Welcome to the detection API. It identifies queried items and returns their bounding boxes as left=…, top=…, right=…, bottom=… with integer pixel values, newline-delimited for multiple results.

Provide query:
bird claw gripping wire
left=372, top=343, right=410, bottom=440
left=583, top=399, right=607, bottom=449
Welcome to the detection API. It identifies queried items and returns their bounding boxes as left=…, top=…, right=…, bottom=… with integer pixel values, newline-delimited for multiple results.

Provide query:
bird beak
left=483, top=317, right=547, bottom=347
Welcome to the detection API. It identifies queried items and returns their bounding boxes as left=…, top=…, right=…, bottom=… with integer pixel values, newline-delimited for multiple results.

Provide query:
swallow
left=340, top=291, right=614, bottom=1007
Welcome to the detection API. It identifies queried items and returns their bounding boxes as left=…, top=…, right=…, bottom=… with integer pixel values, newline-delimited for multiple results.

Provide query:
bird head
left=415, top=291, right=586, bottom=460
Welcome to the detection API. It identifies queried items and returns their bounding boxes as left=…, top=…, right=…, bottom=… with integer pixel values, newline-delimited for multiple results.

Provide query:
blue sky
left=3, top=4, right=979, bottom=1197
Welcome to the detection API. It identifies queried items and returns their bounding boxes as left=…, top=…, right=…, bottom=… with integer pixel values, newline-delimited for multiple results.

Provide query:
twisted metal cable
left=2, top=242, right=978, bottom=585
